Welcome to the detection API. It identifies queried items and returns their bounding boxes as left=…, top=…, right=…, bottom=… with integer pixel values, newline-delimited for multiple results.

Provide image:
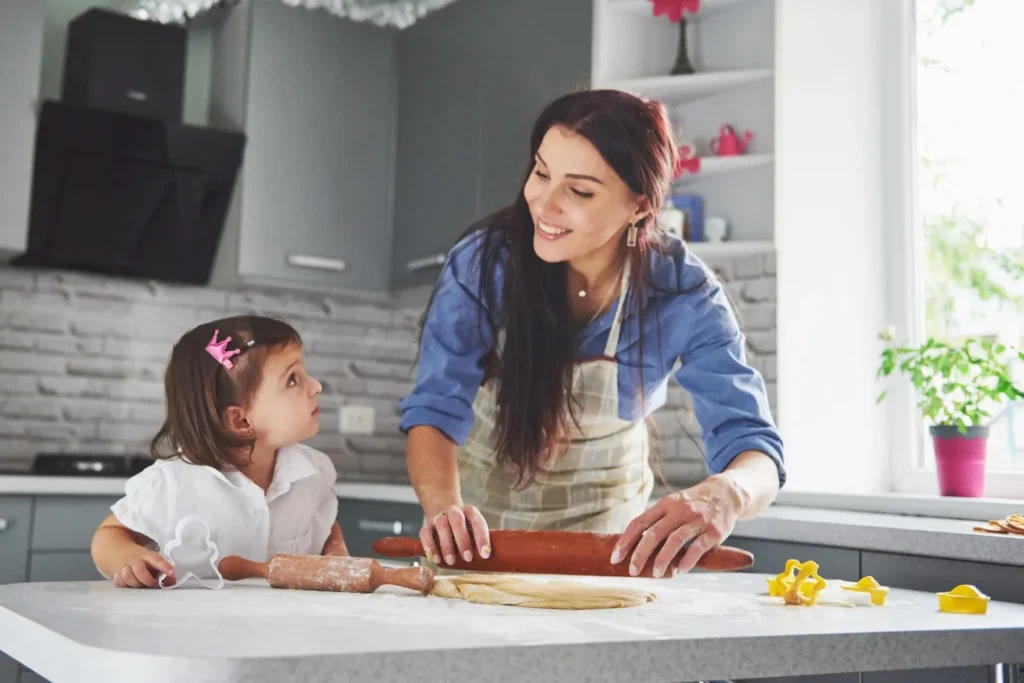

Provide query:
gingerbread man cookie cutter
left=158, top=514, right=224, bottom=590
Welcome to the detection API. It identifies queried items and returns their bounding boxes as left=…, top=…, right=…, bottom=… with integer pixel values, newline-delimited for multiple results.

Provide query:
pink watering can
left=710, top=124, right=753, bottom=156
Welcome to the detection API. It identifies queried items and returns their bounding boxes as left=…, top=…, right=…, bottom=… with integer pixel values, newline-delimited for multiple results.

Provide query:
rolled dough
left=428, top=573, right=655, bottom=610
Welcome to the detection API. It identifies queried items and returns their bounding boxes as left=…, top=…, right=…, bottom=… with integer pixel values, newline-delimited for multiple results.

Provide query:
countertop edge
left=2, top=597, right=1023, bottom=682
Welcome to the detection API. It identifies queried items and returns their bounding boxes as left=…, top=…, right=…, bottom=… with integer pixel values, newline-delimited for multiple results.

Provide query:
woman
left=398, top=89, right=784, bottom=580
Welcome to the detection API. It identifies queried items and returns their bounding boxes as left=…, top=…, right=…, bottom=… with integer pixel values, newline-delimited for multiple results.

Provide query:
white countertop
left=1, top=573, right=1022, bottom=682
left=0, top=474, right=420, bottom=504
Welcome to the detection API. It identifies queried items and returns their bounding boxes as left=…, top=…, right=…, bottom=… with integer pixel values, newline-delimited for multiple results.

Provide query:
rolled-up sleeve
left=671, top=279, right=786, bottom=487
left=398, top=233, right=496, bottom=445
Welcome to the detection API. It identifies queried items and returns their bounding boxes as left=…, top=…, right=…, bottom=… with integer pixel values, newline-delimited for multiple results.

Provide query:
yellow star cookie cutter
left=766, top=559, right=827, bottom=606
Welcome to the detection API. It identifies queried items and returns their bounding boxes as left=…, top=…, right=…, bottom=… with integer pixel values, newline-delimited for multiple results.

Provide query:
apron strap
left=603, top=260, right=632, bottom=357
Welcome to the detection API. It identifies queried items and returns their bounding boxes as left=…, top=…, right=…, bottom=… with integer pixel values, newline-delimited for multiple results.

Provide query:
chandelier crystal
left=129, top=0, right=462, bottom=29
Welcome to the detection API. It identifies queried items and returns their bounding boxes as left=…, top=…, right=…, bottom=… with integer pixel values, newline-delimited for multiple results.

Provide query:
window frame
left=885, top=0, right=1024, bottom=500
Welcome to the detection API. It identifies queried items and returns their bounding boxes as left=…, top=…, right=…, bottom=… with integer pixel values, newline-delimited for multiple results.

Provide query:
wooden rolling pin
left=218, top=554, right=435, bottom=594
left=372, top=529, right=754, bottom=578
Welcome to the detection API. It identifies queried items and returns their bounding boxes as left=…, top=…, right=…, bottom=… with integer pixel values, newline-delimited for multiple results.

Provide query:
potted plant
left=876, top=327, right=1024, bottom=497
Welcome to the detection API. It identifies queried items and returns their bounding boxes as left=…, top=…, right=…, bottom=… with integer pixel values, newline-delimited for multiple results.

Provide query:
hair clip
left=206, top=329, right=241, bottom=370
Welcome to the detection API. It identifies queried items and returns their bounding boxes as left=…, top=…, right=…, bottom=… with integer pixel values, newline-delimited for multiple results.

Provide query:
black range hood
left=13, top=100, right=246, bottom=286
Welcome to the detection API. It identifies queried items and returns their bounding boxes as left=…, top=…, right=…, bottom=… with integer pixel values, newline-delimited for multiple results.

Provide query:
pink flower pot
left=929, top=425, right=989, bottom=498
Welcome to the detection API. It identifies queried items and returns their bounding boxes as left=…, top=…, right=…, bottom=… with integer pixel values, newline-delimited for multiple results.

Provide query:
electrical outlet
left=339, top=405, right=375, bottom=435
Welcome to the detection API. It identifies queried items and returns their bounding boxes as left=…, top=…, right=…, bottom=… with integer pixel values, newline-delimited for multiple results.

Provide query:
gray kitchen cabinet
left=477, top=0, right=594, bottom=217
left=739, top=676, right=859, bottom=683
left=337, top=498, right=424, bottom=561
left=28, top=552, right=101, bottom=583
left=0, top=497, right=31, bottom=683
left=390, top=0, right=594, bottom=290
left=860, top=551, right=1024, bottom=605
left=209, top=0, right=399, bottom=293
left=27, top=496, right=115, bottom=585
left=861, top=667, right=993, bottom=683
left=0, top=498, right=31, bottom=585
left=30, top=497, right=117, bottom=552
left=0, top=0, right=43, bottom=260
left=726, top=536, right=862, bottom=582
left=390, top=0, right=487, bottom=290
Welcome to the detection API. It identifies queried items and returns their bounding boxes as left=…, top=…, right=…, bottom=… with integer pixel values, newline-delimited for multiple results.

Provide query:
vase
left=670, top=17, right=696, bottom=75
left=929, top=425, right=989, bottom=497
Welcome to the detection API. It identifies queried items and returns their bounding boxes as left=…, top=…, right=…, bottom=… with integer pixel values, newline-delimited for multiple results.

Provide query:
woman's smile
left=535, top=219, right=573, bottom=241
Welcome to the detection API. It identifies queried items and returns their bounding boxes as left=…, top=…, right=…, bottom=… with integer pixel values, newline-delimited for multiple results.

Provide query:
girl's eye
left=533, top=169, right=549, bottom=180
left=287, top=373, right=298, bottom=387
left=571, top=189, right=594, bottom=199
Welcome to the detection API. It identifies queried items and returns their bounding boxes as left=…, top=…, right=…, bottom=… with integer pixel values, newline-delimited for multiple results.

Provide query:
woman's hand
left=611, top=473, right=750, bottom=578
left=420, top=504, right=491, bottom=566
left=112, top=551, right=175, bottom=588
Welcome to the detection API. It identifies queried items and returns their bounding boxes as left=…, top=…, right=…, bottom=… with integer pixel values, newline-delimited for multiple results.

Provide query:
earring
left=626, top=222, right=639, bottom=247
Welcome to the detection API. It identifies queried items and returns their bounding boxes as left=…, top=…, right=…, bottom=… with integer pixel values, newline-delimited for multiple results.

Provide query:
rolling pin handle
left=219, top=556, right=268, bottom=582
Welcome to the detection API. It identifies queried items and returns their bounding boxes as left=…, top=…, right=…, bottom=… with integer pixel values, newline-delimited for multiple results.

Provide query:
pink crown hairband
left=205, top=329, right=254, bottom=370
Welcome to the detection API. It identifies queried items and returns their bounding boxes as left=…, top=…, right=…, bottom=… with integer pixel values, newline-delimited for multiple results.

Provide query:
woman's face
left=523, top=125, right=646, bottom=265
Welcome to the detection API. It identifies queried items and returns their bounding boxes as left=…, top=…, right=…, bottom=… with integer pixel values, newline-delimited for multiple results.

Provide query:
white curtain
left=130, top=0, right=461, bottom=28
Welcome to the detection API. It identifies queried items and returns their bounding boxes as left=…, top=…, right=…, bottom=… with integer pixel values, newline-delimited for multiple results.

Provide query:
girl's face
left=244, top=343, right=322, bottom=449
left=523, top=125, right=647, bottom=266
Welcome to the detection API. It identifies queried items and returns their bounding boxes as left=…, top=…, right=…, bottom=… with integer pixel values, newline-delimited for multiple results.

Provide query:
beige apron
left=456, top=262, right=654, bottom=533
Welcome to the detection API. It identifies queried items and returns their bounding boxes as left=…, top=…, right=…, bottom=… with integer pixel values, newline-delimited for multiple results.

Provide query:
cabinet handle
left=357, top=519, right=406, bottom=534
left=286, top=254, right=347, bottom=272
left=0, top=518, right=9, bottom=533
left=405, top=253, right=446, bottom=271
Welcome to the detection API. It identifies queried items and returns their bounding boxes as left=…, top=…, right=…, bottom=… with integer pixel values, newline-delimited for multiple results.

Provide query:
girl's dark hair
left=420, top=88, right=699, bottom=488
left=151, top=315, right=302, bottom=470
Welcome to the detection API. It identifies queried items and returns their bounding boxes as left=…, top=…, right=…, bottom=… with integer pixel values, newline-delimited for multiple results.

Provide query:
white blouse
left=111, top=442, right=338, bottom=565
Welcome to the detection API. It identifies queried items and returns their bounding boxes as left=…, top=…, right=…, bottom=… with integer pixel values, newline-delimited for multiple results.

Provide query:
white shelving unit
left=606, top=68, right=773, bottom=104
left=591, top=0, right=776, bottom=248
left=674, top=153, right=774, bottom=183
left=689, top=239, right=773, bottom=258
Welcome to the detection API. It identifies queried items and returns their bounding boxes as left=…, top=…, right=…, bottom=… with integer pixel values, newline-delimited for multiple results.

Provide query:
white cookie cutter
left=158, top=514, right=224, bottom=590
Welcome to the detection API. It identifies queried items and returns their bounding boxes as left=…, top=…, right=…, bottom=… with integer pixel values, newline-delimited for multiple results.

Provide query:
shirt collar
left=194, top=444, right=319, bottom=501
left=265, top=444, right=319, bottom=502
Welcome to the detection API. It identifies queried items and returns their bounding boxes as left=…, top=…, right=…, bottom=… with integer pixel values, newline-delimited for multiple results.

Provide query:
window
left=893, top=0, right=1024, bottom=498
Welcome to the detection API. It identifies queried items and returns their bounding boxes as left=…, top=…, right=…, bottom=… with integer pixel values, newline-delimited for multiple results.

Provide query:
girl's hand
left=112, top=551, right=175, bottom=588
left=420, top=505, right=491, bottom=566
left=611, top=473, right=748, bottom=577
left=321, top=521, right=349, bottom=556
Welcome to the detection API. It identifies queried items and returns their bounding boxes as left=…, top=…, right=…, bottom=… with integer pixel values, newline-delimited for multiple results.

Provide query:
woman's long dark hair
left=419, top=89, right=694, bottom=488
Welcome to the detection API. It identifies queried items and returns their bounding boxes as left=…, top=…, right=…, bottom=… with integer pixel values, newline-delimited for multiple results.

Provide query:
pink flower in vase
left=648, top=0, right=701, bottom=22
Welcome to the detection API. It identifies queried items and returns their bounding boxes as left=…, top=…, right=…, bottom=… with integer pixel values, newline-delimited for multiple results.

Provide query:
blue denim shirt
left=398, top=230, right=785, bottom=486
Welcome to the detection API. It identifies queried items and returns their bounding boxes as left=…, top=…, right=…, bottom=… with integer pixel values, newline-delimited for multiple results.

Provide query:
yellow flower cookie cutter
left=841, top=576, right=889, bottom=606
left=767, top=559, right=827, bottom=606
left=936, top=584, right=990, bottom=614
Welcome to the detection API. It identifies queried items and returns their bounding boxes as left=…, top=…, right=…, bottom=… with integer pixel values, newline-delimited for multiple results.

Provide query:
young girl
left=91, top=315, right=348, bottom=588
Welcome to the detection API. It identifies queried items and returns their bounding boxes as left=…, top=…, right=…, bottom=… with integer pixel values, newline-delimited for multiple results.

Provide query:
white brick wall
left=0, top=247, right=776, bottom=490
left=652, top=247, right=778, bottom=487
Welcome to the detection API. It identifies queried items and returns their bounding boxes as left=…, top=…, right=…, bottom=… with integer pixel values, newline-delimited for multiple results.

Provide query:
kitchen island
left=1, top=572, right=1022, bottom=682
